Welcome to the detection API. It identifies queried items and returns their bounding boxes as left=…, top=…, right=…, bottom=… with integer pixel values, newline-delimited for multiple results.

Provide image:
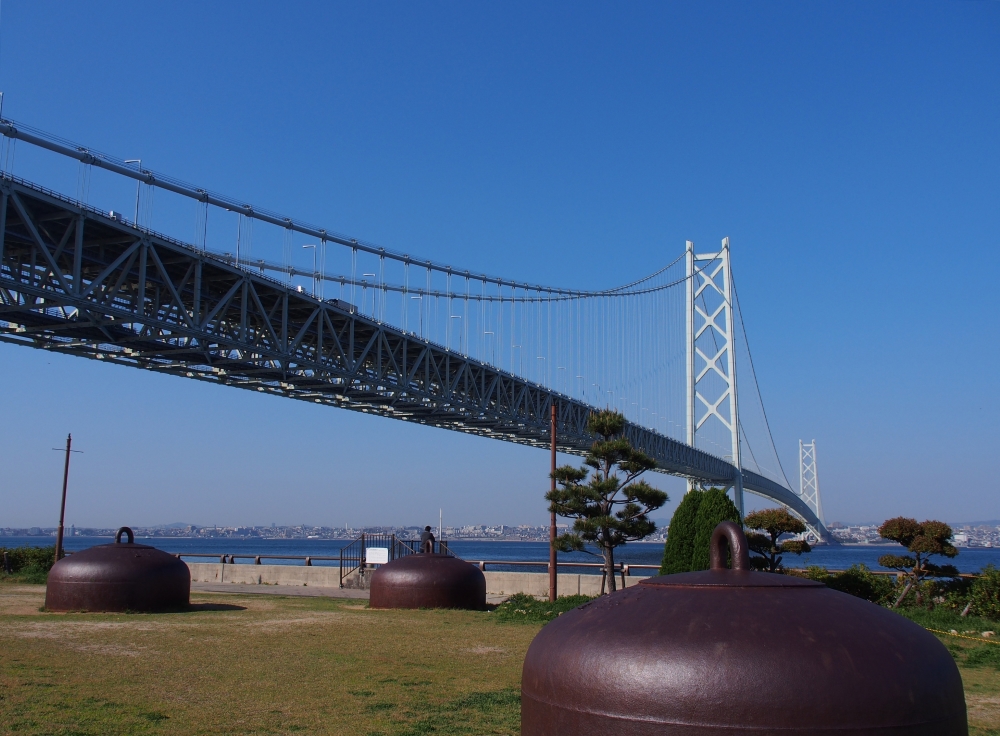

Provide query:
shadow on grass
left=38, top=603, right=249, bottom=614
left=185, top=602, right=248, bottom=612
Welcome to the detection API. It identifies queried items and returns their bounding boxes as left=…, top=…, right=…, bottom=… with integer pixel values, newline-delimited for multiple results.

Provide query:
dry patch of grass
left=0, top=585, right=532, bottom=735
left=931, top=631, right=1000, bottom=736
left=0, top=585, right=51, bottom=616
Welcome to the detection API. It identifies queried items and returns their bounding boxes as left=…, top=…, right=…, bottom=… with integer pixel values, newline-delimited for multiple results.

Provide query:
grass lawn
left=1, top=584, right=999, bottom=735
left=0, top=585, right=532, bottom=735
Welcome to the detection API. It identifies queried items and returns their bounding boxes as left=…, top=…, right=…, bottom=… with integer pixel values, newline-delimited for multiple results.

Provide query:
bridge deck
left=0, top=175, right=825, bottom=535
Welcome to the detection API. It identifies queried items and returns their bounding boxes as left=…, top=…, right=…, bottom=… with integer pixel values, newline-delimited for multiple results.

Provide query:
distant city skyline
left=6, top=517, right=999, bottom=537
left=2, top=2, right=997, bottom=527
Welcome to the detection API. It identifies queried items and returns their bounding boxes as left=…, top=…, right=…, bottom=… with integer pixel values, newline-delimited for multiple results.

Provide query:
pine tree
left=659, top=490, right=703, bottom=574
left=547, top=410, right=667, bottom=593
left=745, top=507, right=811, bottom=572
left=690, top=488, right=742, bottom=571
left=878, top=517, right=959, bottom=608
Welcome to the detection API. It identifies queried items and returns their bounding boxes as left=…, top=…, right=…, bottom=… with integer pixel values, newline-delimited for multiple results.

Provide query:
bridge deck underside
left=0, top=177, right=825, bottom=535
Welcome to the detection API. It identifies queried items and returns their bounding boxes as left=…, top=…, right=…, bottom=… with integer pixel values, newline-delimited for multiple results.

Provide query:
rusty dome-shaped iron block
left=521, top=521, right=967, bottom=735
left=45, top=527, right=191, bottom=613
left=369, top=552, right=486, bottom=610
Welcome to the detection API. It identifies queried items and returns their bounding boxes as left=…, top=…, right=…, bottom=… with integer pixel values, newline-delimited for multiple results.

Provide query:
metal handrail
left=174, top=553, right=343, bottom=566
left=169, top=553, right=984, bottom=581
left=337, top=533, right=430, bottom=587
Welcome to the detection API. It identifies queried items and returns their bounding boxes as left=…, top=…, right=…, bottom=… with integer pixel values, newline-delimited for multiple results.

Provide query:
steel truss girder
left=0, top=176, right=823, bottom=530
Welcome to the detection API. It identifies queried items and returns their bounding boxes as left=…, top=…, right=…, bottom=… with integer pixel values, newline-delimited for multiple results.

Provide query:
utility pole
left=54, top=434, right=73, bottom=564
left=549, top=403, right=557, bottom=602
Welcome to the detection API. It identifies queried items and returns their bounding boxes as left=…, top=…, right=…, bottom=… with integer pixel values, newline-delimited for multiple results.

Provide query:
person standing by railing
left=420, top=526, right=435, bottom=554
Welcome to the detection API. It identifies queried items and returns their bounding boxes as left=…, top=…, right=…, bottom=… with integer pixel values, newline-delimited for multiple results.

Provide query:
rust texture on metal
left=521, top=521, right=967, bottom=735
left=369, top=553, right=486, bottom=610
left=45, top=526, right=191, bottom=613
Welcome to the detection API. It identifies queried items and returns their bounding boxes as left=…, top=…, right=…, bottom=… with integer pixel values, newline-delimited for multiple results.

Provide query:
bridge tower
left=799, top=440, right=824, bottom=524
left=686, top=238, right=743, bottom=514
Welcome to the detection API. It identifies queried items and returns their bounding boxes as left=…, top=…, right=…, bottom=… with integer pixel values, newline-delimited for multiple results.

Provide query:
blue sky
left=1, top=1, right=997, bottom=528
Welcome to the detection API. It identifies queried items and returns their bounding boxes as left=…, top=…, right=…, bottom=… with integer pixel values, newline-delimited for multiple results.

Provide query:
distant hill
left=950, top=520, right=1000, bottom=527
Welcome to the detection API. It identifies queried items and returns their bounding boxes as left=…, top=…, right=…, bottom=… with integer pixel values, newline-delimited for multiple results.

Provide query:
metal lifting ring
left=709, top=522, right=750, bottom=571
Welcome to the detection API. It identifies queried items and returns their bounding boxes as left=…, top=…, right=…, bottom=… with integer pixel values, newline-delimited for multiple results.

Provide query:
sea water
left=5, top=536, right=1000, bottom=574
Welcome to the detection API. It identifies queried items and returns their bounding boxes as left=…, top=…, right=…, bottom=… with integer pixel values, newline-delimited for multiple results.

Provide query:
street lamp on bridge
left=124, top=159, right=141, bottom=225
left=302, top=245, right=317, bottom=296
left=450, top=315, right=462, bottom=353
left=363, top=273, right=377, bottom=317
left=484, top=331, right=495, bottom=364
left=410, top=295, right=423, bottom=336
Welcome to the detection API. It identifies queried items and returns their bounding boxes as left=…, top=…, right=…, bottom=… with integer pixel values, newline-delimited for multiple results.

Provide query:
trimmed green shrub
left=969, top=565, right=1000, bottom=621
left=660, top=491, right=703, bottom=575
left=1, top=545, right=56, bottom=572
left=798, top=564, right=896, bottom=607
left=690, top=488, right=741, bottom=571
left=826, top=564, right=896, bottom=606
left=0, top=545, right=56, bottom=584
left=800, top=563, right=1000, bottom=625
left=800, top=565, right=831, bottom=583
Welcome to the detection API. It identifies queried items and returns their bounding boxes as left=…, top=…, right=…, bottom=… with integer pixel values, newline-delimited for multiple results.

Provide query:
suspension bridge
left=0, top=118, right=828, bottom=539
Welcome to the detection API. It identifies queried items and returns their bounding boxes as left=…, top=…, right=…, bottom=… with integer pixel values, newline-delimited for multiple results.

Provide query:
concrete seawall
left=187, top=562, right=650, bottom=597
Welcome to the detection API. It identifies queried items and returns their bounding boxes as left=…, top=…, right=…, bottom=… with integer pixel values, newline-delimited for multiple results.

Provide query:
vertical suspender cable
left=402, top=260, right=409, bottom=331
left=235, top=214, right=242, bottom=267
left=426, top=265, right=431, bottom=341
left=283, top=226, right=291, bottom=284
left=317, top=237, right=324, bottom=299
left=379, top=253, right=385, bottom=322
left=351, top=246, right=357, bottom=310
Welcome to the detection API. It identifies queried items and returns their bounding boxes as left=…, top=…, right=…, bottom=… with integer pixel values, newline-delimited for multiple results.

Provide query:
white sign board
left=365, top=547, right=389, bottom=565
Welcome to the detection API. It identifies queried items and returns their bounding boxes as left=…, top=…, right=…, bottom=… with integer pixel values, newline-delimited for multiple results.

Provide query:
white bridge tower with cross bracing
left=686, top=237, right=744, bottom=514
left=799, top=440, right=824, bottom=526
left=684, top=239, right=825, bottom=539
